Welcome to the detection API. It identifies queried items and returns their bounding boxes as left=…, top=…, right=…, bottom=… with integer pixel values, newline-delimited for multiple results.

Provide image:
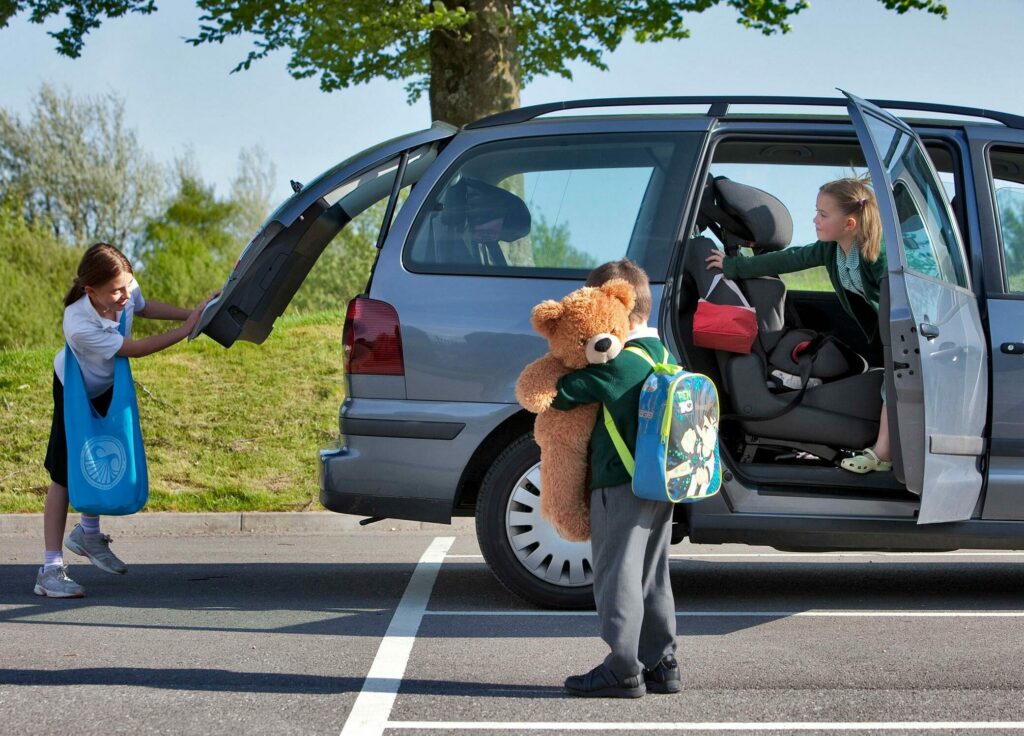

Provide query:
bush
left=135, top=175, right=240, bottom=327
left=0, top=202, right=81, bottom=350
left=287, top=201, right=383, bottom=315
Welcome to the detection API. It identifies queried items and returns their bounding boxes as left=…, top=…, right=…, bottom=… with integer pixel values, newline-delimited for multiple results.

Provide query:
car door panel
left=845, top=91, right=988, bottom=524
left=967, top=132, right=1024, bottom=521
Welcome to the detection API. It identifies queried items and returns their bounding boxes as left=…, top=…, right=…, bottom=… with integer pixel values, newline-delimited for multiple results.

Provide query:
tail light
left=343, top=297, right=404, bottom=375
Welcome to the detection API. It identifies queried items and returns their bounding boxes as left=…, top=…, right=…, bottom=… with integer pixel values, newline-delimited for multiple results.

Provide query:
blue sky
left=1, top=0, right=1021, bottom=209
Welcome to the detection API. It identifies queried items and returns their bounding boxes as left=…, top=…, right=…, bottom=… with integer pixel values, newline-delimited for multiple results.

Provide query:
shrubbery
left=0, top=201, right=81, bottom=349
left=0, top=86, right=379, bottom=349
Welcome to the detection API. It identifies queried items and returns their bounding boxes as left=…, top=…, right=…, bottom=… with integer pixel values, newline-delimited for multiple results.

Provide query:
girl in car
left=36, top=243, right=209, bottom=598
left=705, top=176, right=891, bottom=474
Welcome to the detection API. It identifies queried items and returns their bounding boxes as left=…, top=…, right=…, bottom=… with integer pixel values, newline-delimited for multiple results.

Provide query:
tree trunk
left=428, top=0, right=520, bottom=128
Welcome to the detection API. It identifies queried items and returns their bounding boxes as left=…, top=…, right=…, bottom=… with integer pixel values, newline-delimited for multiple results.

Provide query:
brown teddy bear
left=515, top=279, right=636, bottom=541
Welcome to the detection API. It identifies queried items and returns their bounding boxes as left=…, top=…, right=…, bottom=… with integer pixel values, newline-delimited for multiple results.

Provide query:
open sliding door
left=845, top=91, right=987, bottom=524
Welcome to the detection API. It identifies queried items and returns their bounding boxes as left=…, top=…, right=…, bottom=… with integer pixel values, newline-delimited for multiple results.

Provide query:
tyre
left=476, top=433, right=594, bottom=609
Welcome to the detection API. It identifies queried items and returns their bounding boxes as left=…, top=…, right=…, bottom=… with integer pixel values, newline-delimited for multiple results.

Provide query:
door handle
left=919, top=322, right=940, bottom=339
left=1001, top=342, right=1024, bottom=355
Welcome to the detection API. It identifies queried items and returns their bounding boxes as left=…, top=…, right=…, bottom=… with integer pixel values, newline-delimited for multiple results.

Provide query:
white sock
left=44, top=550, right=64, bottom=569
left=79, top=515, right=101, bottom=535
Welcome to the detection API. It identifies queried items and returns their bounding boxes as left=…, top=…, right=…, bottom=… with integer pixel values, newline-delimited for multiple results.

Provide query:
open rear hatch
left=192, top=122, right=456, bottom=347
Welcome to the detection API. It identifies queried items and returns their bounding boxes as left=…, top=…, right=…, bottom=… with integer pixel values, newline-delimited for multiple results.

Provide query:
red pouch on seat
left=692, top=274, right=758, bottom=354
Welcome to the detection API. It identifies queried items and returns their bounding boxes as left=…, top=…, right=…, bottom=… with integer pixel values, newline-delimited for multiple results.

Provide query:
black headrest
left=440, top=178, right=531, bottom=242
left=698, top=176, right=793, bottom=253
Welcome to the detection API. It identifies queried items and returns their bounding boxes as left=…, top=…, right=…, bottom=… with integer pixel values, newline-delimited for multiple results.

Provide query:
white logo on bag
left=80, top=436, right=127, bottom=489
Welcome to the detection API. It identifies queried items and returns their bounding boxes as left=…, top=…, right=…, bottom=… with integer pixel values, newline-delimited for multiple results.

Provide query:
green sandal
left=840, top=448, right=892, bottom=474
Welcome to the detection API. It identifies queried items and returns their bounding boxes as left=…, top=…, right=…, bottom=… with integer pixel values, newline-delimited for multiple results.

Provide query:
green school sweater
left=550, top=336, right=673, bottom=490
left=722, top=240, right=887, bottom=340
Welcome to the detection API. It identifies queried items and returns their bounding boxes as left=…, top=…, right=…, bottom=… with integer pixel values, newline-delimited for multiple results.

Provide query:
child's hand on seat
left=705, top=250, right=725, bottom=270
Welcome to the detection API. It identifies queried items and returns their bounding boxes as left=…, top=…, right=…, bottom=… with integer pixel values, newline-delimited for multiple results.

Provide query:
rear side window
left=403, top=133, right=700, bottom=281
left=989, top=146, right=1024, bottom=293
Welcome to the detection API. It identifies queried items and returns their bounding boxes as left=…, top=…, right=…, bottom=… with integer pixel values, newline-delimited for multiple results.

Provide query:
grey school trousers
left=590, top=483, right=677, bottom=679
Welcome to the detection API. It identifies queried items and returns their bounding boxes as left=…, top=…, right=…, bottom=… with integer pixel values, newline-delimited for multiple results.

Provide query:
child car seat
left=682, top=177, right=883, bottom=460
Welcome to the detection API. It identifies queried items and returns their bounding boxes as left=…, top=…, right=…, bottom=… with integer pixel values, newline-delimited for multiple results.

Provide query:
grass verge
left=0, top=311, right=347, bottom=513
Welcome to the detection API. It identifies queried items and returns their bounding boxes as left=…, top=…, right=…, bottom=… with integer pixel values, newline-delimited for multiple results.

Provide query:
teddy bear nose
left=594, top=337, right=612, bottom=353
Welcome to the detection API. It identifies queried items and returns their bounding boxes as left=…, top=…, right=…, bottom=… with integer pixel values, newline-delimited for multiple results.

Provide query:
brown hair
left=585, top=258, right=652, bottom=324
left=64, top=243, right=134, bottom=307
left=819, top=177, right=883, bottom=263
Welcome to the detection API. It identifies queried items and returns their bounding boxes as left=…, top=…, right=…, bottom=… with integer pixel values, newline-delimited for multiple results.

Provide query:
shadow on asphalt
left=0, top=668, right=567, bottom=697
left=3, top=560, right=1023, bottom=640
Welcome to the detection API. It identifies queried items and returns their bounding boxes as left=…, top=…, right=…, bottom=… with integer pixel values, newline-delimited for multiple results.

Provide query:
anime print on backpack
left=605, top=346, right=722, bottom=504
left=636, top=368, right=721, bottom=502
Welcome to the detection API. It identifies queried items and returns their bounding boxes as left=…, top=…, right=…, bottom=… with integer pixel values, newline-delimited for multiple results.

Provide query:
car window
left=861, top=115, right=968, bottom=288
left=989, top=146, right=1024, bottom=293
left=892, top=181, right=941, bottom=279
left=404, top=133, right=700, bottom=281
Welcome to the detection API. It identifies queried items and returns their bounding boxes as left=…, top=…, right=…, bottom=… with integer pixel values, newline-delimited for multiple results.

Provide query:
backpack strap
left=601, top=344, right=669, bottom=477
left=604, top=406, right=635, bottom=477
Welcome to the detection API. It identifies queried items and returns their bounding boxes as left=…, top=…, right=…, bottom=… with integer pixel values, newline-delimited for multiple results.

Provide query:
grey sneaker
left=34, top=565, right=85, bottom=598
left=65, top=524, right=127, bottom=575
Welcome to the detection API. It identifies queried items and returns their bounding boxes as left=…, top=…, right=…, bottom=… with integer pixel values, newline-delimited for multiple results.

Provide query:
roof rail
left=465, top=96, right=1024, bottom=131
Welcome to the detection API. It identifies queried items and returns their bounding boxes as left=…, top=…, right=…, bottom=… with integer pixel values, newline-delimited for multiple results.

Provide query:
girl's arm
left=117, top=298, right=208, bottom=358
left=720, top=241, right=831, bottom=280
left=116, top=322, right=193, bottom=358
left=136, top=299, right=191, bottom=321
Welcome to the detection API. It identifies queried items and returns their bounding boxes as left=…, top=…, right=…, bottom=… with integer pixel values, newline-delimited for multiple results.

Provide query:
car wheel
left=476, top=433, right=594, bottom=609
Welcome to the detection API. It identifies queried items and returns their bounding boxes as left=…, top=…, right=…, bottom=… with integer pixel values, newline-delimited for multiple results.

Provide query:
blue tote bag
left=64, top=313, right=148, bottom=515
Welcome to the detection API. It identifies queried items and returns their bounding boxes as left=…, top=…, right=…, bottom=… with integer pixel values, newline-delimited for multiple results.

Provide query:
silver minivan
left=195, top=93, right=1024, bottom=608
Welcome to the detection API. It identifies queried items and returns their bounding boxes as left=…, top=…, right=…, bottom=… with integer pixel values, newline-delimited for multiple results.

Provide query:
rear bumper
left=319, top=398, right=519, bottom=523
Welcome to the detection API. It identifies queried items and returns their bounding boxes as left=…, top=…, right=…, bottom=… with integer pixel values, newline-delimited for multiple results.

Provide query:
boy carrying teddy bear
left=551, top=259, right=681, bottom=698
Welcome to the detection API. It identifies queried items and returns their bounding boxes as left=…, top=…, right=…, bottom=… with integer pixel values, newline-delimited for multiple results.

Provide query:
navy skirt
left=43, top=372, right=113, bottom=488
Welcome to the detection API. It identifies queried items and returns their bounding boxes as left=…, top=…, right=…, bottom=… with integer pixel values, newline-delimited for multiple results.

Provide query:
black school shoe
left=644, top=654, right=681, bottom=694
left=564, top=664, right=645, bottom=698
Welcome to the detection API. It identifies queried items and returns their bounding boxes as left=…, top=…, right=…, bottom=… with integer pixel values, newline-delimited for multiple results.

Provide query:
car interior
left=404, top=133, right=697, bottom=280
left=673, top=138, right=916, bottom=497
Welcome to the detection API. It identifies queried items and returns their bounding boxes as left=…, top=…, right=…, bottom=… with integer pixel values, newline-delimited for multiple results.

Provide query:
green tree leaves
left=137, top=168, right=239, bottom=316
left=0, top=1, right=156, bottom=57
left=2, top=1, right=949, bottom=126
left=530, top=215, right=596, bottom=269
left=0, top=84, right=163, bottom=253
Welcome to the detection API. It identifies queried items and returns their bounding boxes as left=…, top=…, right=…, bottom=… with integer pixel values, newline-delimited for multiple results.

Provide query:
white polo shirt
left=53, top=279, right=146, bottom=398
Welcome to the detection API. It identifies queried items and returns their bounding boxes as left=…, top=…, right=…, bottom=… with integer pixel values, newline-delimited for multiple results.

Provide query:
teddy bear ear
left=530, top=300, right=563, bottom=338
left=601, top=278, right=636, bottom=313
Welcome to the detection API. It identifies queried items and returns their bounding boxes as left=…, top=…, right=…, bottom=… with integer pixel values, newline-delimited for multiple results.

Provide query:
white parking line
left=425, top=609, right=1024, bottom=618
left=339, top=536, right=454, bottom=736
left=384, top=721, right=1024, bottom=731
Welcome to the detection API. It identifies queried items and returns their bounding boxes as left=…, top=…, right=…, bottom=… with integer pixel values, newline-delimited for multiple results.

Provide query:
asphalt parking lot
left=3, top=526, right=1024, bottom=735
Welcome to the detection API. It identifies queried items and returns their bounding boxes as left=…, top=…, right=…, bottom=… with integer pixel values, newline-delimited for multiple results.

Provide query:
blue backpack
left=604, top=346, right=722, bottom=504
left=64, top=312, right=148, bottom=515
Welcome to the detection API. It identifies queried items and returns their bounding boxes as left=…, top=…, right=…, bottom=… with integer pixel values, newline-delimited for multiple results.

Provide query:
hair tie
left=858, top=198, right=867, bottom=207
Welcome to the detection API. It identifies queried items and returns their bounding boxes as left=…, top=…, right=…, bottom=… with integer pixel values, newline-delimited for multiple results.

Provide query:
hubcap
left=504, top=461, right=593, bottom=587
